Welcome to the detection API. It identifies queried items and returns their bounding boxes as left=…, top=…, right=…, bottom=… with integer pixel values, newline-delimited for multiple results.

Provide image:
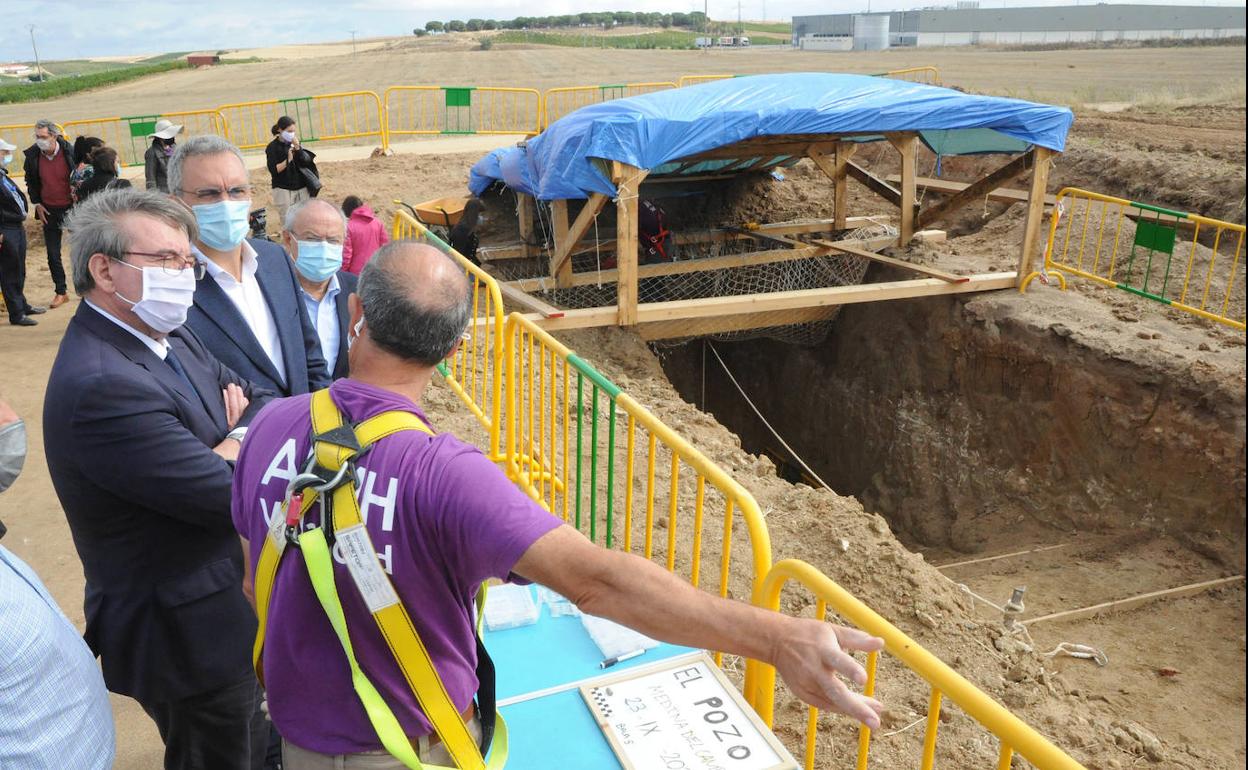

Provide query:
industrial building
left=792, top=4, right=1246, bottom=50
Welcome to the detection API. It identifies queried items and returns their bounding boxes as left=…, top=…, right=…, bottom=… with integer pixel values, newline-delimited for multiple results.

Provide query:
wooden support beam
left=503, top=272, right=1017, bottom=334
left=846, top=160, right=902, bottom=206
left=480, top=265, right=567, bottom=318
left=548, top=193, right=608, bottom=281
left=638, top=305, right=843, bottom=340
left=887, top=175, right=1058, bottom=208
left=516, top=193, right=536, bottom=258
left=506, top=236, right=895, bottom=292
left=614, top=164, right=647, bottom=325
left=549, top=199, right=572, bottom=287
left=1017, top=147, right=1055, bottom=285
left=480, top=217, right=896, bottom=262
left=1022, top=575, right=1244, bottom=627
left=834, top=142, right=855, bottom=230
left=812, top=239, right=969, bottom=283
left=728, top=227, right=807, bottom=249
left=916, top=152, right=1034, bottom=229
left=888, top=133, right=918, bottom=247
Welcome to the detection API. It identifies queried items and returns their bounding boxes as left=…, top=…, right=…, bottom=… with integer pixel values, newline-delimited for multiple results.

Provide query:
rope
left=706, top=343, right=836, bottom=494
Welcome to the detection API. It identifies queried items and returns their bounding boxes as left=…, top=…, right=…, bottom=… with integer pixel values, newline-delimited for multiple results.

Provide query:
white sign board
left=581, top=652, right=798, bottom=770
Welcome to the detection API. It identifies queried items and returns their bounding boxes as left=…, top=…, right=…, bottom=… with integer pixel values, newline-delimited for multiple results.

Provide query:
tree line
left=416, top=11, right=747, bottom=36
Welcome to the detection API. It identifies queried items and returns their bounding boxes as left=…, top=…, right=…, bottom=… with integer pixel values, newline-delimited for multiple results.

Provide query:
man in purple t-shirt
left=232, top=242, right=885, bottom=768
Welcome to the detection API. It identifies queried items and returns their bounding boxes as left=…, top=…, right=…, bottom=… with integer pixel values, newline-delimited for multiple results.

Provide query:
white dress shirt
left=84, top=298, right=169, bottom=360
left=299, top=274, right=341, bottom=373
left=194, top=241, right=287, bottom=385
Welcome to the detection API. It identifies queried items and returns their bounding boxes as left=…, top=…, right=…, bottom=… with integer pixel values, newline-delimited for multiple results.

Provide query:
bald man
left=282, top=198, right=356, bottom=379
left=231, top=242, right=885, bottom=768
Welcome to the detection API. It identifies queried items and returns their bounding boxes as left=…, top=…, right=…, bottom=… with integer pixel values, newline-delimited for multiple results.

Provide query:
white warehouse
left=792, top=4, right=1246, bottom=49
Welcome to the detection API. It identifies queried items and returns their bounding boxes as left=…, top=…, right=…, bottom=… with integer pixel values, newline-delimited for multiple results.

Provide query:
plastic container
left=482, top=583, right=539, bottom=631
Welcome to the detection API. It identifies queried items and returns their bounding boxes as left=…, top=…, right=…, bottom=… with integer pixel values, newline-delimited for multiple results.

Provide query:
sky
left=1, top=0, right=1242, bottom=61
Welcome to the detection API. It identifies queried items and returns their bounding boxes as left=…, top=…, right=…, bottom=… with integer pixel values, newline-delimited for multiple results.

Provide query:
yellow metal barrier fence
left=750, top=560, right=1087, bottom=770
left=0, top=123, right=36, bottom=178
left=63, top=110, right=228, bottom=169
left=218, top=91, right=387, bottom=152
left=385, top=86, right=541, bottom=137
left=1021, top=187, right=1246, bottom=331
left=541, top=81, right=678, bottom=129
left=881, top=66, right=942, bottom=85
left=503, top=312, right=773, bottom=645
left=678, top=74, right=734, bottom=87
left=392, top=209, right=505, bottom=458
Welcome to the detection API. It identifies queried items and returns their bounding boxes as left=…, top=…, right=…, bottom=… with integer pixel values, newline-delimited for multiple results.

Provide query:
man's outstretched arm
left=513, top=524, right=885, bottom=728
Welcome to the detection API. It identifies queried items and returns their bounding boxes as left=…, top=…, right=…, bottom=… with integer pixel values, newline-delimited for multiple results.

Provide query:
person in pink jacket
left=341, top=196, right=389, bottom=274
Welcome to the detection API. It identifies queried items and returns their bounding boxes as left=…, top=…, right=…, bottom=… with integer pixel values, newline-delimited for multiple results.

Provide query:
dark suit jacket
left=0, top=169, right=28, bottom=227
left=186, top=238, right=331, bottom=397
left=331, top=270, right=358, bottom=379
left=43, top=303, right=273, bottom=702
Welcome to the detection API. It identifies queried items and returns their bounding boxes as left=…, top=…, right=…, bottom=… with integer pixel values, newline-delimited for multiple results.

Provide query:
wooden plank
left=549, top=193, right=608, bottom=280
left=727, top=227, right=807, bottom=249
left=481, top=265, right=567, bottom=319
left=846, top=160, right=902, bottom=206
left=1022, top=575, right=1245, bottom=627
left=888, top=175, right=1059, bottom=208
left=813, top=239, right=969, bottom=283
left=512, top=272, right=1016, bottom=332
left=516, top=193, right=536, bottom=258
left=888, top=133, right=918, bottom=246
left=615, top=165, right=647, bottom=325
left=834, top=142, right=855, bottom=230
left=505, top=236, right=896, bottom=292
left=1017, top=147, right=1054, bottom=285
left=916, top=152, right=1034, bottom=229
left=549, top=199, right=572, bottom=286
left=936, top=543, right=1070, bottom=570
left=638, top=306, right=842, bottom=340
left=632, top=272, right=1017, bottom=321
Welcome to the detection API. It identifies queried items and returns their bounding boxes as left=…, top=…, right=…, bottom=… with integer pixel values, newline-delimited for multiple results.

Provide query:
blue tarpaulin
left=469, top=72, right=1073, bottom=201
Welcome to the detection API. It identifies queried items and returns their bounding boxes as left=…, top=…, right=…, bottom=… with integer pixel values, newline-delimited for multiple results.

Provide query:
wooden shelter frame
left=484, top=132, right=1055, bottom=339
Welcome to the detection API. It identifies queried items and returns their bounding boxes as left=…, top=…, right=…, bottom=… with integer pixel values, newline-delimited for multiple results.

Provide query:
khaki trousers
left=282, top=716, right=482, bottom=769
left=270, top=187, right=311, bottom=233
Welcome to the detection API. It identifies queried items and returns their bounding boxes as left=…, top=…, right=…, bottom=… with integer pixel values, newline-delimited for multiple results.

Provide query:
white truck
left=733, top=35, right=751, bottom=47
left=695, top=36, right=714, bottom=48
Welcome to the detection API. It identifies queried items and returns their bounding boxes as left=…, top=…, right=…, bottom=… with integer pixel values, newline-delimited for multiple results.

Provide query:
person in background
left=1, top=138, right=45, bottom=326
left=265, top=116, right=310, bottom=228
left=1, top=394, right=116, bottom=770
left=341, top=194, right=388, bottom=274
left=43, top=189, right=274, bottom=770
left=282, top=198, right=355, bottom=380
left=171, top=134, right=331, bottom=397
left=75, top=147, right=132, bottom=204
left=70, top=136, right=104, bottom=199
left=145, top=119, right=183, bottom=193
left=22, top=119, right=75, bottom=308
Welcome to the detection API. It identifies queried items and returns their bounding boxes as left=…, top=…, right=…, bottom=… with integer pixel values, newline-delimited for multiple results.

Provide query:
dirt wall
left=659, top=273, right=1247, bottom=570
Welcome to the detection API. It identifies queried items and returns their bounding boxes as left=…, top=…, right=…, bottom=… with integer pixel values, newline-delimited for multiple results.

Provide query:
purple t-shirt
left=231, top=379, right=563, bottom=754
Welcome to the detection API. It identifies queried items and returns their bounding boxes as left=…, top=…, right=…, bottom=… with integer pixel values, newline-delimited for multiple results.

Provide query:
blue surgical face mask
left=0, top=419, right=27, bottom=494
left=0, top=153, right=11, bottom=167
left=193, top=200, right=251, bottom=251
left=293, top=239, right=343, bottom=282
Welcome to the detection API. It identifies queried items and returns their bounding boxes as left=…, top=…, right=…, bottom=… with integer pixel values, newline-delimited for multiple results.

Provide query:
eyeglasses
left=177, top=185, right=253, bottom=203
left=113, top=251, right=206, bottom=279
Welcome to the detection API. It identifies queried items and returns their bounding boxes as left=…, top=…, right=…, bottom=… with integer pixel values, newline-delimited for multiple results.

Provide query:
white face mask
left=347, top=317, right=364, bottom=350
left=112, top=259, right=198, bottom=334
left=36, top=137, right=55, bottom=152
left=280, top=130, right=297, bottom=143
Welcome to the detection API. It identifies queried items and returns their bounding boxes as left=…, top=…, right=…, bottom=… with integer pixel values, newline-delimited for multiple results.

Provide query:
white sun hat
left=149, top=119, right=184, bottom=140
left=0, top=138, right=16, bottom=151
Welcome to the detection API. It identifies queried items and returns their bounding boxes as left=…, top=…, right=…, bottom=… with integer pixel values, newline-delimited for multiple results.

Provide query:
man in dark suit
left=281, top=198, right=355, bottom=379
left=43, top=188, right=273, bottom=770
left=168, top=135, right=331, bottom=396
left=1, top=137, right=46, bottom=326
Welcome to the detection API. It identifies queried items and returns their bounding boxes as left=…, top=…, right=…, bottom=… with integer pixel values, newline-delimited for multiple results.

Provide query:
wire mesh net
left=488, top=212, right=896, bottom=346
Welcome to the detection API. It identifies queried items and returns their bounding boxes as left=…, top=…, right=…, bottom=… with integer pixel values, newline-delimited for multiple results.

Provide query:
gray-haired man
left=282, top=198, right=356, bottom=379
left=43, top=187, right=273, bottom=770
left=21, top=119, right=74, bottom=307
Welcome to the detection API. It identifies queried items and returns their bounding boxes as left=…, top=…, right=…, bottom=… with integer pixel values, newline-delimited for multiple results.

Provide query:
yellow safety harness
left=252, top=388, right=507, bottom=770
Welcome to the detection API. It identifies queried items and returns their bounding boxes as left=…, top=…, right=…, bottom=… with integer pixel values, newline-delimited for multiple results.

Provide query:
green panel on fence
left=1134, top=218, right=1177, bottom=255
left=444, top=88, right=474, bottom=108
left=279, top=98, right=317, bottom=141
left=127, top=117, right=159, bottom=138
